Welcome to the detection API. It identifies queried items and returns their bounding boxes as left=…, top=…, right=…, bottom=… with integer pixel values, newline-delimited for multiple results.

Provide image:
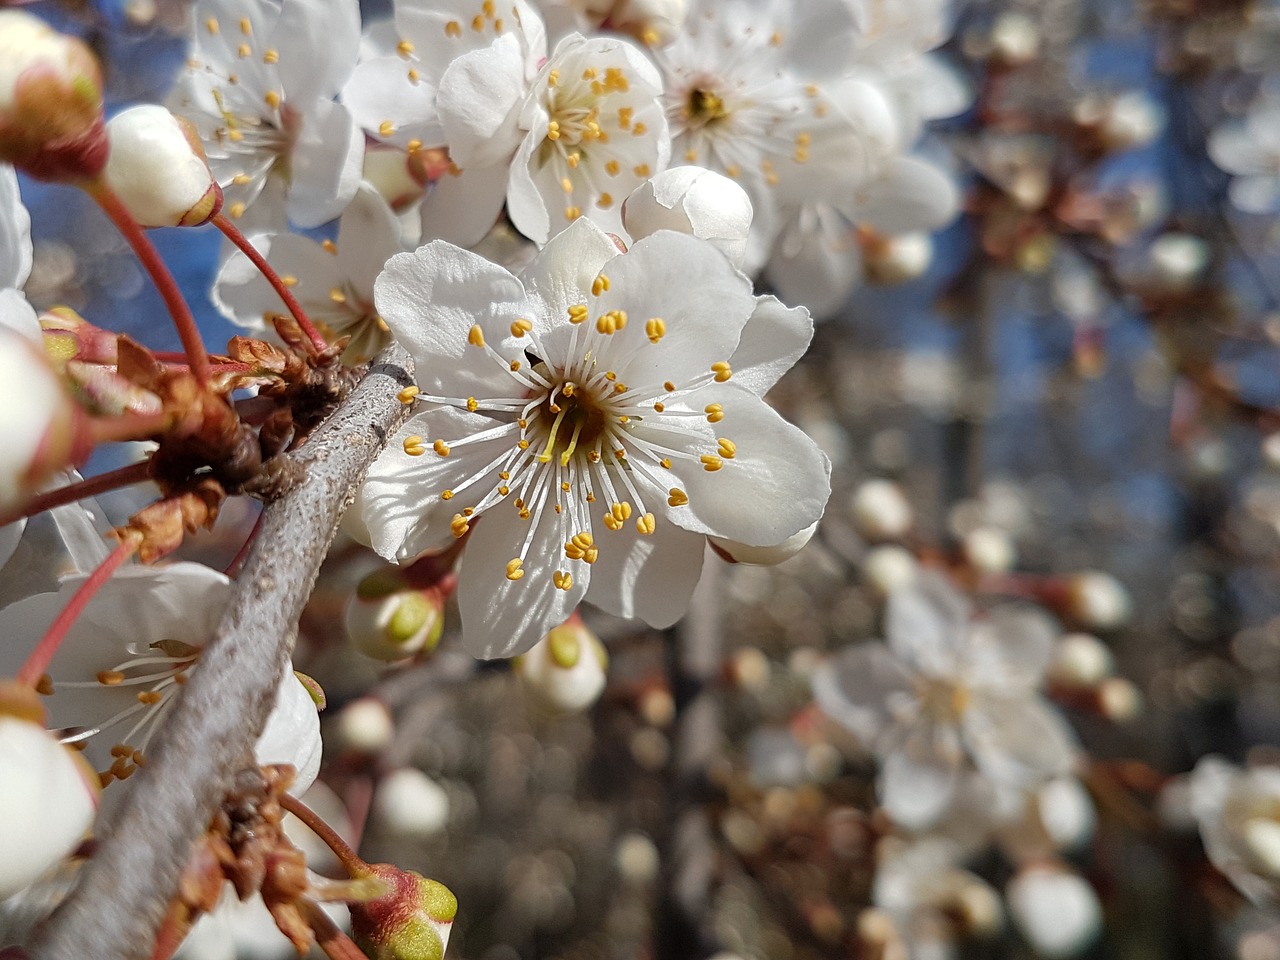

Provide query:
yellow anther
left=205, top=17, right=219, bottom=33
left=280, top=274, right=298, bottom=287
left=667, top=488, right=689, bottom=507
left=403, top=435, right=427, bottom=456
left=548, top=68, right=560, bottom=86
left=483, top=0, right=496, bottom=14
left=518, top=439, right=530, bottom=450
left=231, top=173, right=252, bottom=186
left=664, top=380, right=676, bottom=392
left=634, top=163, right=651, bottom=177
left=605, top=371, right=617, bottom=381
left=444, top=19, right=463, bottom=36
left=468, top=324, right=485, bottom=348
left=510, top=359, right=522, bottom=371
left=237, top=42, right=254, bottom=58
left=433, top=439, right=451, bottom=457
left=684, top=147, right=698, bottom=162
left=660, top=457, right=671, bottom=469
left=561, top=481, right=571, bottom=492
left=567, top=304, right=589, bottom=326
left=506, top=558, right=525, bottom=580
left=379, top=120, right=395, bottom=138
left=263, top=47, right=279, bottom=63
left=613, top=502, right=633, bottom=521
left=451, top=514, right=470, bottom=538
left=705, top=403, right=724, bottom=423
left=397, top=386, right=420, bottom=404
left=592, top=274, right=610, bottom=296
left=441, top=489, right=455, bottom=500
left=636, top=513, right=656, bottom=535
left=725, top=164, right=740, bottom=178
left=700, top=454, right=724, bottom=472
left=498, top=485, right=510, bottom=495
left=472, top=14, right=485, bottom=30
left=632, top=122, right=647, bottom=135
left=566, top=152, right=580, bottom=168
left=805, top=83, right=819, bottom=97
left=553, top=571, right=573, bottom=590
left=466, top=397, right=479, bottom=412
left=588, top=450, right=601, bottom=462
left=597, top=309, right=627, bottom=334
left=645, top=317, right=666, bottom=343
left=239, top=16, right=252, bottom=33
left=653, top=402, right=665, bottom=413
left=500, top=471, right=510, bottom=480
left=137, top=691, right=164, bottom=706
left=770, top=30, right=783, bottom=45
left=97, top=670, right=125, bottom=686
left=613, top=382, right=627, bottom=393
left=717, top=438, right=737, bottom=459
left=547, top=120, right=561, bottom=141
left=329, top=287, right=346, bottom=303
left=565, top=532, right=598, bottom=563
left=617, top=108, right=633, bottom=130
left=228, top=129, right=245, bottom=143
left=322, top=239, right=338, bottom=254
left=582, top=67, right=598, bottom=80
left=562, top=382, right=576, bottom=397
left=397, top=39, right=415, bottom=56
left=511, top=317, right=534, bottom=337
left=711, top=361, right=732, bottom=382
left=564, top=205, right=581, bottom=221
left=597, top=192, right=613, bottom=208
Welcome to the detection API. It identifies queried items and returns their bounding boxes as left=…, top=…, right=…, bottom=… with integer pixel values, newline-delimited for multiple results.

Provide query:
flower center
left=686, top=87, right=728, bottom=127
left=534, top=376, right=609, bottom=468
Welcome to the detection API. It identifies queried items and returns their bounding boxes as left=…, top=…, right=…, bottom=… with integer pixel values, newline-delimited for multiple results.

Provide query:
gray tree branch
left=30, top=344, right=414, bottom=960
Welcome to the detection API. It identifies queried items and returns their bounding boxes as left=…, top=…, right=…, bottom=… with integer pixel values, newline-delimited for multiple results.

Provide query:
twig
left=31, top=344, right=414, bottom=960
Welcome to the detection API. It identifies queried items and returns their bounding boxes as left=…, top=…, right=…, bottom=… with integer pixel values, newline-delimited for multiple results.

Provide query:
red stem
left=17, top=536, right=139, bottom=686
left=0, top=460, right=152, bottom=527
left=83, top=180, right=212, bottom=387
left=279, top=792, right=368, bottom=877
left=212, top=212, right=329, bottom=356
left=87, top=410, right=173, bottom=446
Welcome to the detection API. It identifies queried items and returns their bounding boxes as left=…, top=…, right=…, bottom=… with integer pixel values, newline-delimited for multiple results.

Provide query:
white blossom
left=622, top=166, right=752, bottom=267
left=1005, top=864, right=1102, bottom=959
left=170, top=0, right=364, bottom=229
left=813, top=571, right=1078, bottom=830
left=357, top=218, right=830, bottom=658
left=1189, top=756, right=1280, bottom=906
left=1209, top=91, right=1280, bottom=214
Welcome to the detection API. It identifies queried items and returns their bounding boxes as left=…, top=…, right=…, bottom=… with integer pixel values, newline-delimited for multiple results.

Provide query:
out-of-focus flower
left=214, top=184, right=403, bottom=364
left=344, top=568, right=445, bottom=662
left=1209, top=91, right=1280, bottom=214
left=373, top=768, right=450, bottom=840
left=1005, top=863, right=1102, bottom=958
left=516, top=615, right=609, bottom=711
left=0, top=11, right=107, bottom=181
left=103, top=105, right=221, bottom=228
left=0, top=328, right=80, bottom=516
left=332, top=697, right=395, bottom=755
left=814, top=572, right=1077, bottom=829
left=0, top=564, right=322, bottom=792
left=357, top=218, right=830, bottom=658
left=622, top=166, right=752, bottom=267
left=1189, top=756, right=1280, bottom=906
left=170, top=0, right=363, bottom=229
left=850, top=478, right=913, bottom=542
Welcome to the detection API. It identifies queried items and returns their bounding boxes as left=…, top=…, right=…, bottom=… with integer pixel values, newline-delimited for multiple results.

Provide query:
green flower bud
left=350, top=863, right=457, bottom=960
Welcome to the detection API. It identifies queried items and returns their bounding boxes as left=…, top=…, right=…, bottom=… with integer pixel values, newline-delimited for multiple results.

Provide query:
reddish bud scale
left=350, top=863, right=457, bottom=960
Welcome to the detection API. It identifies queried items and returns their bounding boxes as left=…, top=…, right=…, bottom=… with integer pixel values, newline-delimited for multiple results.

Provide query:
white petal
left=963, top=695, right=1078, bottom=788
left=455, top=484, right=588, bottom=659
left=584, top=519, right=704, bottom=628
left=437, top=34, right=528, bottom=169
left=658, top=381, right=831, bottom=548
left=0, top=164, right=32, bottom=290
left=811, top=642, right=914, bottom=747
left=342, top=55, right=444, bottom=149
left=847, top=155, right=960, bottom=234
left=878, top=721, right=962, bottom=830
left=515, top=217, right=620, bottom=323
left=1230, top=175, right=1280, bottom=215
left=764, top=214, right=863, bottom=321
left=0, top=287, right=39, bottom=341
left=213, top=232, right=335, bottom=334
left=419, top=162, right=513, bottom=248
left=506, top=126, right=552, bottom=244
left=271, top=0, right=360, bottom=101
left=962, top=604, right=1057, bottom=692
left=254, top=671, right=322, bottom=794
left=884, top=570, right=970, bottom=677
left=374, top=241, right=527, bottom=399
left=286, top=98, right=364, bottom=228
left=336, top=184, right=407, bottom=292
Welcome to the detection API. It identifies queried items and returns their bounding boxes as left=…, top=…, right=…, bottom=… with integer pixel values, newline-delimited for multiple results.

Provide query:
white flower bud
left=1048, top=632, right=1114, bottom=688
left=862, top=545, right=918, bottom=596
left=962, top=525, right=1016, bottom=574
left=614, top=831, right=660, bottom=886
left=373, top=768, right=450, bottom=840
left=0, top=715, right=98, bottom=898
left=850, top=479, right=913, bottom=541
left=864, top=232, right=933, bottom=285
left=1038, top=777, right=1096, bottom=851
left=345, top=574, right=444, bottom=662
left=990, top=12, right=1041, bottom=65
left=623, top=167, right=753, bottom=268
left=1097, top=92, right=1165, bottom=152
left=1065, top=571, right=1132, bottom=630
left=104, top=106, right=221, bottom=227
left=333, top=697, right=394, bottom=755
left=1006, top=865, right=1102, bottom=959
left=1097, top=676, right=1142, bottom=722
left=1134, top=233, right=1208, bottom=292
left=0, top=327, right=79, bottom=514
left=515, top=618, right=608, bottom=713
left=711, top=520, right=817, bottom=565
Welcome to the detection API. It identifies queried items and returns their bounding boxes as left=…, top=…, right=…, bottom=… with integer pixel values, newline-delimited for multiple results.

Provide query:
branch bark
left=30, top=344, right=414, bottom=960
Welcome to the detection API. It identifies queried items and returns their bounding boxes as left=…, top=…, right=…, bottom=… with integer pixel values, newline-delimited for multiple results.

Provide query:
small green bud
left=345, top=578, right=445, bottom=662
left=350, top=863, right=456, bottom=960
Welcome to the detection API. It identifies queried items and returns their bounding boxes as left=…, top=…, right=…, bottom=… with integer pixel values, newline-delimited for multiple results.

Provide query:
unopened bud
left=1097, top=676, right=1142, bottom=722
left=850, top=478, right=913, bottom=542
left=962, top=525, right=1016, bottom=574
left=0, top=327, right=80, bottom=514
left=1048, top=632, right=1114, bottom=688
left=949, top=877, right=1003, bottom=937
left=864, top=232, right=934, bottom=285
left=0, top=11, right=107, bottom=180
left=515, top=616, right=608, bottom=713
left=334, top=697, right=395, bottom=755
left=1006, top=865, right=1101, bottom=959
left=0, top=703, right=98, bottom=897
left=373, top=768, right=450, bottom=840
left=104, top=105, right=221, bottom=227
left=623, top=167, right=753, bottom=268
left=346, top=571, right=444, bottom=662
left=349, top=863, right=456, bottom=960
left=862, top=545, right=918, bottom=596
left=990, top=12, right=1040, bottom=65
left=1064, top=571, right=1132, bottom=631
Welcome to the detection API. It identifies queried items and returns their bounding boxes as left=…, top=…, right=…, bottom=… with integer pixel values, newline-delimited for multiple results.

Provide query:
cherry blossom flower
left=169, top=0, right=363, bottom=229
left=356, top=218, right=830, bottom=659
left=0, top=563, right=322, bottom=792
left=813, top=571, right=1078, bottom=830
left=1188, top=756, right=1280, bottom=906
left=103, top=105, right=221, bottom=228
left=1208, top=91, right=1280, bottom=214
left=213, top=184, right=403, bottom=364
